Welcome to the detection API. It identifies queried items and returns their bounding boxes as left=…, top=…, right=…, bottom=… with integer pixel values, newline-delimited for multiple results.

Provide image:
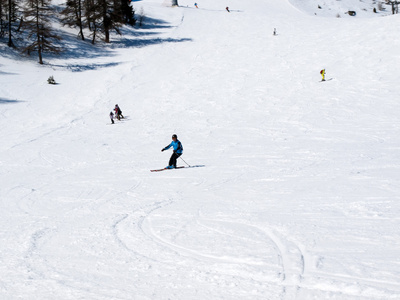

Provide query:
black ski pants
left=169, top=152, right=182, bottom=167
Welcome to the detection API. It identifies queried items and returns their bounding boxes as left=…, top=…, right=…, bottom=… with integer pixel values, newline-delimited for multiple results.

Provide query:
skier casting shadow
left=320, top=69, right=326, bottom=81
left=109, top=111, right=114, bottom=124
left=114, top=104, right=124, bottom=120
left=162, top=134, right=183, bottom=169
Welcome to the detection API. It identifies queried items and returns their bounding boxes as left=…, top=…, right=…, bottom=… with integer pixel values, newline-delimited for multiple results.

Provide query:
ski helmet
left=172, top=134, right=177, bottom=139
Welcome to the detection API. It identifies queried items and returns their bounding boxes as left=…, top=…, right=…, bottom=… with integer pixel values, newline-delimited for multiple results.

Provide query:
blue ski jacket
left=164, top=140, right=183, bottom=154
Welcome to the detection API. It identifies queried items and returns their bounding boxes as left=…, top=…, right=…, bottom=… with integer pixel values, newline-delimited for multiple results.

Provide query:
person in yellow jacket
left=320, top=69, right=326, bottom=81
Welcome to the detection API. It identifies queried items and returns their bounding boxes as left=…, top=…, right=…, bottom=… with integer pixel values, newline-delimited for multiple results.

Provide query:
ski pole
left=179, top=156, right=191, bottom=167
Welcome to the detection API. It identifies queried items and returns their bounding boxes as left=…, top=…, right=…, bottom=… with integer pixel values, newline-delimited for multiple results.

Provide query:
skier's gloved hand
left=161, top=148, right=165, bottom=152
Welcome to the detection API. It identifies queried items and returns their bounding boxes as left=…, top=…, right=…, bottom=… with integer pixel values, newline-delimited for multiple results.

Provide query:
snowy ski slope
left=1, top=0, right=400, bottom=299
left=289, top=0, right=392, bottom=18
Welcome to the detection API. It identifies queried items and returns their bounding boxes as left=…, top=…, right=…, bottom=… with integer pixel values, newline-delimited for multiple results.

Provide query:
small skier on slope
left=114, top=104, right=124, bottom=120
left=109, top=111, right=114, bottom=124
left=161, top=134, right=183, bottom=169
left=320, top=69, right=326, bottom=81
left=194, top=2, right=198, bottom=8
left=226, top=6, right=230, bottom=12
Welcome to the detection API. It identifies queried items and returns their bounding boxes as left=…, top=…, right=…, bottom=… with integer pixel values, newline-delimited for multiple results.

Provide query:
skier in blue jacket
left=162, top=134, right=183, bottom=169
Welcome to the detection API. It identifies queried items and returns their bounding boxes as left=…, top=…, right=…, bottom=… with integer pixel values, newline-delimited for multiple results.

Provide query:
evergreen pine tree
left=0, top=0, right=17, bottom=46
left=120, top=0, right=135, bottom=26
left=84, top=0, right=95, bottom=31
left=61, top=0, right=85, bottom=40
left=7, top=0, right=17, bottom=47
left=87, top=0, right=122, bottom=43
left=0, top=0, right=5, bottom=38
left=101, top=0, right=122, bottom=43
left=22, top=0, right=61, bottom=64
left=85, top=0, right=102, bottom=44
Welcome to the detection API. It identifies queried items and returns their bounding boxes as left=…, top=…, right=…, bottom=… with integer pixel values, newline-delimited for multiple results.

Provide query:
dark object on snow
left=348, top=11, right=356, bottom=16
left=110, top=112, right=114, bottom=124
left=318, top=5, right=321, bottom=9
left=273, top=28, right=277, bottom=36
left=387, top=1, right=398, bottom=15
left=168, top=152, right=182, bottom=168
left=150, top=165, right=205, bottom=172
left=162, top=134, right=183, bottom=168
left=373, top=7, right=377, bottom=13
left=151, top=166, right=185, bottom=172
left=320, top=69, right=326, bottom=81
left=114, top=104, right=124, bottom=120
left=48, top=76, right=56, bottom=85
left=226, top=6, right=230, bottom=12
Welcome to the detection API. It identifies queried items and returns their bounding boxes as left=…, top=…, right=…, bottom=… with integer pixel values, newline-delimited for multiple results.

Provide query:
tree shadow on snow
left=45, top=29, right=122, bottom=71
left=1, top=14, right=191, bottom=71
left=110, top=18, right=192, bottom=49
left=0, top=70, right=18, bottom=75
left=0, top=63, right=18, bottom=75
left=48, top=31, right=114, bottom=60
left=49, top=14, right=191, bottom=68
left=0, top=98, right=25, bottom=104
left=0, top=40, right=31, bottom=63
left=139, top=16, right=175, bottom=30
left=1, top=27, right=114, bottom=69
left=111, top=37, right=192, bottom=49
left=50, top=61, right=120, bottom=72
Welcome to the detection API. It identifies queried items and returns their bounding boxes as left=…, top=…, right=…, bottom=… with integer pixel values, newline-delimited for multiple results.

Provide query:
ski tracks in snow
left=194, top=218, right=306, bottom=299
left=114, top=194, right=306, bottom=298
left=112, top=198, right=175, bottom=263
left=114, top=199, right=400, bottom=299
left=261, top=227, right=305, bottom=299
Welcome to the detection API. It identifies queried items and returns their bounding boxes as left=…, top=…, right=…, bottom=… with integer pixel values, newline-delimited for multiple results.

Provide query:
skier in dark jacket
left=110, top=111, right=114, bottom=124
left=162, top=134, right=183, bottom=169
left=114, top=104, right=124, bottom=120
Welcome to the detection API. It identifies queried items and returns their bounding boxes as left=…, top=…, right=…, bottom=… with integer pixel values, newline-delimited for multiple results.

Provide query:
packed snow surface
left=289, top=0, right=391, bottom=18
left=1, top=0, right=400, bottom=299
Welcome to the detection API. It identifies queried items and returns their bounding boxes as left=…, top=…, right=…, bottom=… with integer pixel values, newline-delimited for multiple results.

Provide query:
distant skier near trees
left=109, top=111, right=114, bottom=124
left=320, top=69, right=326, bottom=81
left=114, top=104, right=124, bottom=120
left=161, top=134, right=183, bottom=169
left=226, top=6, right=230, bottom=12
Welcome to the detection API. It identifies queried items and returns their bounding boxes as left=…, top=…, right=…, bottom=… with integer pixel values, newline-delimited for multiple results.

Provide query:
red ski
left=150, top=165, right=205, bottom=172
left=150, top=166, right=185, bottom=172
